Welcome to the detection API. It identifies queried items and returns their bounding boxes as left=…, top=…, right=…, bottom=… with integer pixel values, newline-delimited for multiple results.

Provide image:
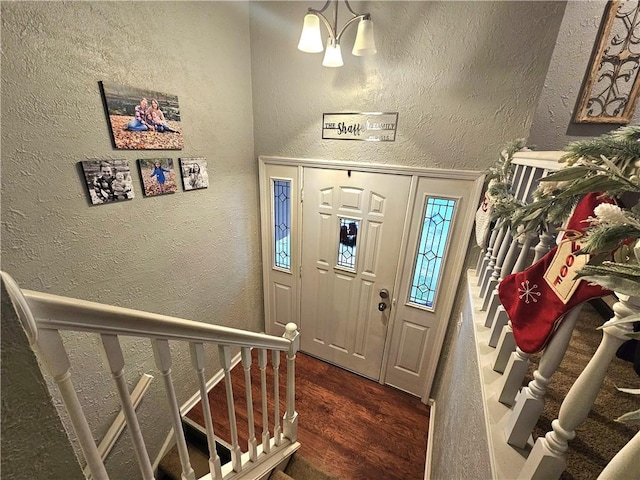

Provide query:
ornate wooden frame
left=574, top=0, right=640, bottom=124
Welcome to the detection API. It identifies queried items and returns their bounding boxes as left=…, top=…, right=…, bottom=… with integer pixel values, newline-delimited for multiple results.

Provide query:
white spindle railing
left=477, top=224, right=501, bottom=283
left=272, top=349, right=282, bottom=447
left=504, top=305, right=583, bottom=448
left=101, top=334, right=155, bottom=480
left=241, top=347, right=259, bottom=462
left=519, top=294, right=640, bottom=480
left=258, top=349, right=271, bottom=455
left=1, top=271, right=300, bottom=480
left=190, top=343, right=223, bottom=480
left=220, top=345, right=243, bottom=473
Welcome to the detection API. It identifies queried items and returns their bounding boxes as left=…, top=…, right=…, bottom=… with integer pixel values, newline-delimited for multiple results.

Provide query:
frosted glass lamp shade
left=322, top=39, right=344, bottom=67
left=298, top=14, right=324, bottom=53
left=352, top=19, right=377, bottom=56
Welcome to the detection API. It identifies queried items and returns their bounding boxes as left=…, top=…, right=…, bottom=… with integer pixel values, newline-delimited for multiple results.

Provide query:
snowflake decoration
left=519, top=280, right=541, bottom=304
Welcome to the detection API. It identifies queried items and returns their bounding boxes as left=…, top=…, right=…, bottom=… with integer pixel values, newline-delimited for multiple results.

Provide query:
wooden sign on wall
left=574, top=0, right=640, bottom=124
left=322, top=113, right=398, bottom=141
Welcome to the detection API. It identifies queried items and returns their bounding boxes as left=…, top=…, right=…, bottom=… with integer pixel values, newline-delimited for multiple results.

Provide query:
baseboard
left=179, top=351, right=242, bottom=416
left=424, top=398, right=436, bottom=480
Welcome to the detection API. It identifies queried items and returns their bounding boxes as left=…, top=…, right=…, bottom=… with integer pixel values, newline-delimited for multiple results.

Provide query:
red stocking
left=498, top=192, right=614, bottom=354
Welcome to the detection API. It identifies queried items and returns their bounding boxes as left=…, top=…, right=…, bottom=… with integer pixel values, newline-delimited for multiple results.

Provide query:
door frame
left=259, top=155, right=484, bottom=401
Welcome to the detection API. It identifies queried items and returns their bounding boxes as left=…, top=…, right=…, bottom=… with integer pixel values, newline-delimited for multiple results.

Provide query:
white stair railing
left=519, top=294, right=640, bottom=480
left=1, top=271, right=300, bottom=480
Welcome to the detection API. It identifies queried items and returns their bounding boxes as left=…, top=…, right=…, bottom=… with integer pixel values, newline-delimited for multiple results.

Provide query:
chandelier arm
left=336, top=14, right=367, bottom=42
left=343, top=0, right=368, bottom=17
left=310, top=10, right=337, bottom=40
left=308, top=0, right=332, bottom=15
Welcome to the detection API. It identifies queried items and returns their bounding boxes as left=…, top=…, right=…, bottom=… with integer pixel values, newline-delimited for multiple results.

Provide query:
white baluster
left=272, top=349, right=282, bottom=446
left=241, top=347, right=258, bottom=462
left=478, top=220, right=504, bottom=287
left=482, top=227, right=518, bottom=311
left=485, top=231, right=535, bottom=329
left=498, top=346, right=530, bottom=406
left=258, top=349, right=271, bottom=454
left=190, top=343, right=222, bottom=480
left=283, top=323, right=299, bottom=442
left=505, top=306, right=582, bottom=448
left=219, top=345, right=242, bottom=472
left=597, top=430, right=640, bottom=480
left=38, top=329, right=109, bottom=480
left=481, top=226, right=511, bottom=302
left=100, top=334, right=154, bottom=480
left=493, top=321, right=516, bottom=373
left=475, top=247, right=486, bottom=275
left=533, top=229, right=555, bottom=264
left=152, top=339, right=196, bottom=480
left=519, top=295, right=640, bottom=480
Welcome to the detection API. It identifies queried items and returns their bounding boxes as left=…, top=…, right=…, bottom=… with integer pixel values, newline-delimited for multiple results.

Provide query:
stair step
left=269, top=470, right=295, bottom=480
left=157, top=442, right=210, bottom=480
left=283, top=455, right=337, bottom=480
left=157, top=420, right=231, bottom=480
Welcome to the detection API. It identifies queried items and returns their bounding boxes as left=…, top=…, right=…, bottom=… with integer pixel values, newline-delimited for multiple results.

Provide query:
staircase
left=1, top=271, right=302, bottom=480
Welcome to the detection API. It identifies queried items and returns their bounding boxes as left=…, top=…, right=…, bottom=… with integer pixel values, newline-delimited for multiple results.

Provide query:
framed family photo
left=138, top=158, right=178, bottom=197
left=179, top=158, right=209, bottom=191
left=80, top=159, right=135, bottom=205
left=99, top=81, right=184, bottom=150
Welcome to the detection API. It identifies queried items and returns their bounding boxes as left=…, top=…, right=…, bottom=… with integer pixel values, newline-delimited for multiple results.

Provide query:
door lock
left=378, top=302, right=388, bottom=312
left=379, top=289, right=389, bottom=299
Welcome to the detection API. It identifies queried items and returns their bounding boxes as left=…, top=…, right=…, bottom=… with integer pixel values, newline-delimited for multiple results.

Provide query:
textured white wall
left=250, top=1, right=566, bottom=169
left=528, top=0, right=640, bottom=150
left=1, top=2, right=258, bottom=477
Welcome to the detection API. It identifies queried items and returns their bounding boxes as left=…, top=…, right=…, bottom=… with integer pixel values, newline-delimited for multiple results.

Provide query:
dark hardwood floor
left=186, top=350, right=430, bottom=480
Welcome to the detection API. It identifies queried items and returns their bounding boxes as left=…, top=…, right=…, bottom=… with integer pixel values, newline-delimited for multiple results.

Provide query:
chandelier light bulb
left=352, top=18, right=376, bottom=56
left=322, top=39, right=344, bottom=67
left=298, top=13, right=324, bottom=53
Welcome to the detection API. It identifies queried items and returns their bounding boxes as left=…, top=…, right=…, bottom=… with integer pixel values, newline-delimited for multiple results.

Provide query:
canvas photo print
left=138, top=158, right=178, bottom=197
left=81, top=159, right=135, bottom=205
left=179, top=158, right=209, bottom=191
left=100, top=81, right=183, bottom=150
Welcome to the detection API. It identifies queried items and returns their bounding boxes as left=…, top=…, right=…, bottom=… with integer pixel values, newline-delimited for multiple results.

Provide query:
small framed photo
left=138, top=158, right=178, bottom=197
left=179, top=158, right=209, bottom=191
left=80, top=159, right=135, bottom=205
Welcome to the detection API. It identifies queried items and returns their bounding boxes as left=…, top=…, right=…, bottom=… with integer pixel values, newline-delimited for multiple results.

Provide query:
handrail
left=22, top=288, right=292, bottom=351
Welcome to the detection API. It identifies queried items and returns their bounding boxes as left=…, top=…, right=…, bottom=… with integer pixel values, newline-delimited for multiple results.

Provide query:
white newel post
left=190, top=343, right=223, bottom=480
left=505, top=306, right=583, bottom=448
left=38, top=329, right=110, bottom=480
left=597, top=430, right=640, bottom=479
left=258, top=349, right=271, bottom=454
left=241, top=347, right=259, bottom=462
left=101, top=334, right=154, bottom=480
left=272, top=349, right=282, bottom=446
left=519, top=295, right=640, bottom=480
left=153, top=339, right=196, bottom=480
left=283, top=323, right=299, bottom=442
left=219, top=345, right=243, bottom=472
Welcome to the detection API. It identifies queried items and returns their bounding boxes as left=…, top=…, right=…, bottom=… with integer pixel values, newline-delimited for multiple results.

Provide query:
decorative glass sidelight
left=273, top=180, right=291, bottom=270
left=409, top=197, right=456, bottom=308
left=337, top=218, right=359, bottom=269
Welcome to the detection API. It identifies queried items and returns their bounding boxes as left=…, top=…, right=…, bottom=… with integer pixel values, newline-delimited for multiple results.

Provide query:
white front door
left=300, top=168, right=411, bottom=380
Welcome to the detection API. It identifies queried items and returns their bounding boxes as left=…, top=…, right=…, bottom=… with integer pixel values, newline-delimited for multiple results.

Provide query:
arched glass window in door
left=409, top=197, right=456, bottom=309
